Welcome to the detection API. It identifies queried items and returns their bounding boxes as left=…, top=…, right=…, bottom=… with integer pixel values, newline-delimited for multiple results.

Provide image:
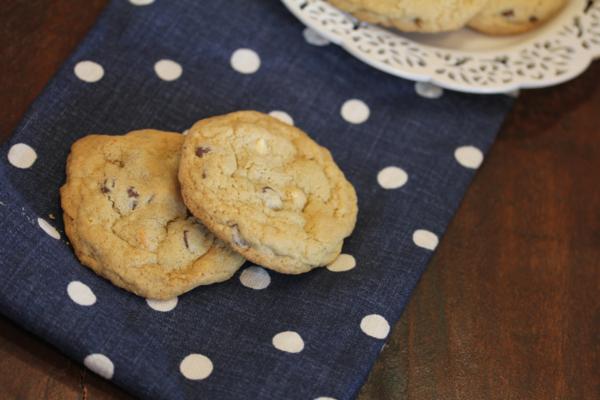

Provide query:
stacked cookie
left=328, top=0, right=568, bottom=35
left=61, top=111, right=358, bottom=299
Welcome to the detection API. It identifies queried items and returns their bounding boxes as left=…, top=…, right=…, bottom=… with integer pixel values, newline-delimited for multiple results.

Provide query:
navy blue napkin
left=0, top=0, right=513, bottom=399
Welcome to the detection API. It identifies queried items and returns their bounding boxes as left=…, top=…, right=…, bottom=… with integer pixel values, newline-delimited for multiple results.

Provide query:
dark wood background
left=1, top=1, right=598, bottom=399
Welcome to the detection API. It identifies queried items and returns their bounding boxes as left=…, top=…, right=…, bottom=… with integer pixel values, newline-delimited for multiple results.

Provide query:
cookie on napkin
left=60, top=130, right=245, bottom=300
left=178, top=111, right=358, bottom=274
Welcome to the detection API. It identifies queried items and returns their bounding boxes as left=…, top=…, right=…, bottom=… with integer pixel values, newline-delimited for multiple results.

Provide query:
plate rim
left=282, top=0, right=600, bottom=94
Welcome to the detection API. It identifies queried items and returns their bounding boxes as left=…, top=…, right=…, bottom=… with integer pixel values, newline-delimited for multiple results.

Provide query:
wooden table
left=1, top=1, right=598, bottom=399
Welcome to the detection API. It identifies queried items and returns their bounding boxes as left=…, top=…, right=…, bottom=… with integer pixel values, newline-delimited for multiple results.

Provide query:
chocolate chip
left=501, top=9, right=515, bottom=17
left=131, top=200, right=138, bottom=210
left=183, top=230, right=190, bottom=249
left=100, top=179, right=111, bottom=194
left=109, top=159, right=124, bottom=168
left=127, top=187, right=139, bottom=198
left=529, top=15, right=539, bottom=23
left=195, top=146, right=211, bottom=157
left=413, top=17, right=422, bottom=28
left=201, top=170, right=207, bottom=179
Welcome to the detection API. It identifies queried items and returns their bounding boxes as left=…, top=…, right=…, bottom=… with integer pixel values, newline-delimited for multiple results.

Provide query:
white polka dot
left=303, top=28, right=330, bottom=46
left=415, top=81, right=444, bottom=99
left=268, top=110, right=294, bottom=125
left=272, top=331, right=304, bottom=353
left=154, top=59, right=182, bottom=81
left=146, top=297, right=178, bottom=312
left=455, top=146, right=484, bottom=169
left=8, top=143, right=37, bottom=169
left=326, top=254, right=356, bottom=272
left=239, top=266, right=271, bottom=290
left=37, top=218, right=60, bottom=239
left=340, top=99, right=370, bottom=124
left=360, top=314, right=390, bottom=339
left=67, top=281, right=96, bottom=306
left=180, top=354, right=213, bottom=380
left=377, top=166, right=408, bottom=189
left=84, top=354, right=114, bottom=379
left=314, top=397, right=337, bottom=400
left=74, top=61, right=104, bottom=83
left=129, top=0, right=154, bottom=5
left=412, top=229, right=439, bottom=250
left=230, top=48, right=261, bottom=74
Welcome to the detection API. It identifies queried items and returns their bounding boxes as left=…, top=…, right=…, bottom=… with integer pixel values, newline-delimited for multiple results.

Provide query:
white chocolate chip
left=290, top=189, right=307, bottom=211
left=221, top=153, right=238, bottom=176
left=261, top=187, right=283, bottom=210
left=231, top=224, right=249, bottom=249
left=255, top=138, right=269, bottom=155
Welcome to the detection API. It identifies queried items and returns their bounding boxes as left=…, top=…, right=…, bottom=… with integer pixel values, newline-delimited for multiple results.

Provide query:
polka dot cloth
left=340, top=99, right=370, bottom=124
left=413, top=229, right=439, bottom=250
left=154, top=59, right=183, bottom=81
left=7, top=143, right=37, bottom=169
left=146, top=297, right=178, bottom=312
left=239, top=266, right=271, bottom=290
left=455, top=146, right=484, bottom=169
left=272, top=331, right=305, bottom=353
left=268, top=110, right=294, bottom=125
left=84, top=354, right=114, bottom=379
left=415, top=81, right=444, bottom=99
left=303, top=28, right=330, bottom=46
left=74, top=61, right=104, bottom=83
left=129, top=0, right=154, bottom=5
left=67, top=281, right=96, bottom=306
left=360, top=314, right=390, bottom=339
left=180, top=354, right=213, bottom=380
left=377, top=167, right=408, bottom=189
left=230, top=48, right=261, bottom=74
left=37, top=218, right=60, bottom=240
left=0, top=0, right=513, bottom=399
left=327, top=254, right=356, bottom=272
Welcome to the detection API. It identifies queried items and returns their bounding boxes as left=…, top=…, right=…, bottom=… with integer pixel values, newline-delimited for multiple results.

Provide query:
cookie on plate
left=178, top=111, right=358, bottom=274
left=328, top=0, right=489, bottom=33
left=468, top=0, right=568, bottom=35
left=60, top=130, right=245, bottom=300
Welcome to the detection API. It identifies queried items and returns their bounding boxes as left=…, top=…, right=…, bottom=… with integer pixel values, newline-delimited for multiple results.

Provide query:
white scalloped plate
left=282, top=0, right=600, bottom=94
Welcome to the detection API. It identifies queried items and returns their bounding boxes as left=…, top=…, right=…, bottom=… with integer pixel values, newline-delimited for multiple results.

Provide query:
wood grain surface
left=1, top=1, right=598, bottom=399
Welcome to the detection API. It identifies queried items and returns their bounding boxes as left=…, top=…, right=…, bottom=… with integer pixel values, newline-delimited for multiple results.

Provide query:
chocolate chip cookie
left=468, top=0, right=567, bottom=35
left=328, top=0, right=489, bottom=33
left=60, top=130, right=245, bottom=300
left=178, top=111, right=358, bottom=274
